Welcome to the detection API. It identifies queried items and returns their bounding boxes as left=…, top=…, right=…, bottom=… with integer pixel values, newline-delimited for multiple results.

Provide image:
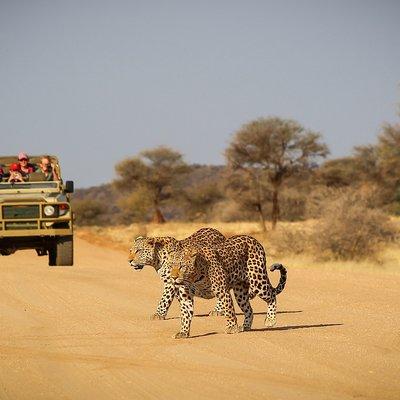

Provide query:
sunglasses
left=19, top=158, right=28, bottom=161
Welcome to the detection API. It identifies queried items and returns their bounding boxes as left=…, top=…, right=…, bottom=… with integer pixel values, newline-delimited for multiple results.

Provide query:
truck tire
left=48, top=236, right=73, bottom=266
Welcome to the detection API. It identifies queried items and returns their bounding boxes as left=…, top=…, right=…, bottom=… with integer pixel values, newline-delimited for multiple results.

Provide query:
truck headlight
left=43, top=205, right=56, bottom=217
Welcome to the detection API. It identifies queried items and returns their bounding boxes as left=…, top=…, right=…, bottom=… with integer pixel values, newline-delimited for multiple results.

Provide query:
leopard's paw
left=208, top=310, right=224, bottom=317
left=150, top=313, right=165, bottom=320
left=173, top=332, right=189, bottom=339
left=225, top=325, right=241, bottom=334
left=239, top=325, right=251, bottom=332
left=265, top=318, right=276, bottom=327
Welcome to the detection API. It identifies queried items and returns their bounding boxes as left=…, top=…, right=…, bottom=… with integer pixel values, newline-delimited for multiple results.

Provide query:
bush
left=267, top=225, right=310, bottom=256
left=72, top=199, right=107, bottom=226
left=268, top=190, right=398, bottom=261
left=117, top=188, right=153, bottom=223
left=311, top=192, right=397, bottom=260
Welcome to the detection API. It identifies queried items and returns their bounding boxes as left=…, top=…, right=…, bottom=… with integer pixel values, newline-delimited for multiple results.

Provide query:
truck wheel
left=48, top=237, right=73, bottom=266
left=48, top=247, right=56, bottom=266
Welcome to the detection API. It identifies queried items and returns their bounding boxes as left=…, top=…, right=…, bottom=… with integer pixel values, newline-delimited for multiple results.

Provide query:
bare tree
left=226, top=117, right=328, bottom=229
left=114, top=146, right=189, bottom=223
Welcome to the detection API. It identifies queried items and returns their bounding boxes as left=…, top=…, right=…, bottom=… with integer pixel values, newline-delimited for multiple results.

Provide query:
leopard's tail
left=269, top=263, right=287, bottom=295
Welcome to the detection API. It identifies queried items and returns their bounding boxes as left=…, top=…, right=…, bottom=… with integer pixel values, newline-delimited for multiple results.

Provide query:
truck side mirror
left=65, top=180, right=74, bottom=193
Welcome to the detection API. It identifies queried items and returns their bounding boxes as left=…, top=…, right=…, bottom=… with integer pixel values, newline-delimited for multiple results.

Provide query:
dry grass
left=76, top=221, right=264, bottom=251
left=76, top=218, right=400, bottom=272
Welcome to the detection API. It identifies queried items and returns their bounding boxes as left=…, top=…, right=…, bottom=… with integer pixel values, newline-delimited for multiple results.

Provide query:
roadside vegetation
left=73, top=115, right=400, bottom=262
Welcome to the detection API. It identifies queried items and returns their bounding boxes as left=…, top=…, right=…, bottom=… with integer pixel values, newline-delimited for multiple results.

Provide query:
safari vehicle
left=0, top=155, right=74, bottom=266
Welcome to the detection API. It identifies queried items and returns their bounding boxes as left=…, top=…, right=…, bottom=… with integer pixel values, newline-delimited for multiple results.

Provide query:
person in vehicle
left=18, top=152, right=37, bottom=177
left=0, top=166, right=7, bottom=182
left=8, top=163, right=24, bottom=182
left=38, top=156, right=59, bottom=181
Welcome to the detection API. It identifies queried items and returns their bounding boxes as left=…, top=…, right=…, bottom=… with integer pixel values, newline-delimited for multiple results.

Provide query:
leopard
left=169, top=235, right=287, bottom=339
left=128, top=227, right=226, bottom=320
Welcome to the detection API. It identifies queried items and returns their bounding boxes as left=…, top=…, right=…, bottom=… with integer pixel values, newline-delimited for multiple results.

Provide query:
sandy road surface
left=0, top=238, right=399, bottom=400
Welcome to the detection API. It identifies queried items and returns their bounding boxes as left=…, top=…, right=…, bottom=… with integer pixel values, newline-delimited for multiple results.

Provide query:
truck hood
left=0, top=191, right=68, bottom=204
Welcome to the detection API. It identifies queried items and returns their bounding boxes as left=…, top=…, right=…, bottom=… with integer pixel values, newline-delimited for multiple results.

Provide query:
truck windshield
left=0, top=182, right=59, bottom=190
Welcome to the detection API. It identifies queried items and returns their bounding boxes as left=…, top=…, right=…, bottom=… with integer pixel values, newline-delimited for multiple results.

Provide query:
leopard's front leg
left=212, top=283, right=239, bottom=334
left=208, top=298, right=225, bottom=316
left=151, top=281, right=176, bottom=320
left=174, top=285, right=194, bottom=339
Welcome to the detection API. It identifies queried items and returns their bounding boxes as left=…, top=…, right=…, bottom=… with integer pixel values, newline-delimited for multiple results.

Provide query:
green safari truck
left=0, top=155, right=74, bottom=266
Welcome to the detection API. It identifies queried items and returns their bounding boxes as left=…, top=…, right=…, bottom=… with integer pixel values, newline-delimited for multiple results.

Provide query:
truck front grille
left=5, top=221, right=38, bottom=230
left=2, top=205, right=40, bottom=219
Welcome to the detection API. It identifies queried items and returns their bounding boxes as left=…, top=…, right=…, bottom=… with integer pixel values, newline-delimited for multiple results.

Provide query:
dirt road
left=1, top=238, right=399, bottom=400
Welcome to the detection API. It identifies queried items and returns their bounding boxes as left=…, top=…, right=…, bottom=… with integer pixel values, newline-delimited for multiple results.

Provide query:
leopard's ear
left=189, top=248, right=199, bottom=261
left=142, top=236, right=178, bottom=250
left=190, top=249, right=199, bottom=257
left=144, top=238, right=155, bottom=246
left=154, top=237, right=179, bottom=252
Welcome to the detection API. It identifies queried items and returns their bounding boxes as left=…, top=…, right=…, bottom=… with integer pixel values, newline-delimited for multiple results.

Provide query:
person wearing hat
left=8, top=163, right=24, bottom=182
left=18, top=152, right=37, bottom=177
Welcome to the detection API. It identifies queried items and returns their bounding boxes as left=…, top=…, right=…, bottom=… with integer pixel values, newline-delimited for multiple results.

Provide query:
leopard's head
left=128, top=236, right=178, bottom=270
left=170, top=247, right=204, bottom=285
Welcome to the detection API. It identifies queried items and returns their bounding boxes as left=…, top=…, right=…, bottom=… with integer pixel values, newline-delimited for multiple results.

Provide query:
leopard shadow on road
left=166, top=310, right=303, bottom=320
left=251, top=323, right=343, bottom=332
left=187, top=323, right=343, bottom=339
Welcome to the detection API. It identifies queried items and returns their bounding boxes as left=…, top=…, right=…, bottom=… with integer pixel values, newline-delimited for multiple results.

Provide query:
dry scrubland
left=76, top=218, right=400, bottom=272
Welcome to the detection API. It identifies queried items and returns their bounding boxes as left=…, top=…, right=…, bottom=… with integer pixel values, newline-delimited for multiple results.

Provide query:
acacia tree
left=376, top=123, right=400, bottom=191
left=225, top=117, right=329, bottom=230
left=114, top=146, right=189, bottom=223
left=225, top=167, right=271, bottom=230
left=351, top=123, right=400, bottom=204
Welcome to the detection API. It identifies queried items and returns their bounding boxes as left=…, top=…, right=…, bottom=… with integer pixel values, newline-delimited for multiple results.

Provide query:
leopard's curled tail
left=269, top=263, right=287, bottom=295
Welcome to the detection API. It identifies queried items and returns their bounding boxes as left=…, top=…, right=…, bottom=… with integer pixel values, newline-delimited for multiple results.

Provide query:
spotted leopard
left=169, top=235, right=287, bottom=338
left=128, top=228, right=226, bottom=320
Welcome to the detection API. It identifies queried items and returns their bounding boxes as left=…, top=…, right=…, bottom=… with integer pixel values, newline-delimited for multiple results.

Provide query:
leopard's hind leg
left=258, top=287, right=277, bottom=327
left=247, top=256, right=277, bottom=328
left=233, top=282, right=253, bottom=331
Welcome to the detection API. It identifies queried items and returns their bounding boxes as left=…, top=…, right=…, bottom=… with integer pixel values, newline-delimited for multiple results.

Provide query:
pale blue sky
left=1, top=0, right=399, bottom=187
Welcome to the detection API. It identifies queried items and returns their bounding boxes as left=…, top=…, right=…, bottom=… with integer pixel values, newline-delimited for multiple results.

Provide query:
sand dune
left=0, top=238, right=399, bottom=400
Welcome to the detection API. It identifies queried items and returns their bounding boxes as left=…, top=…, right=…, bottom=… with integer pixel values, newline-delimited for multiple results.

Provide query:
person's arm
left=51, top=163, right=60, bottom=180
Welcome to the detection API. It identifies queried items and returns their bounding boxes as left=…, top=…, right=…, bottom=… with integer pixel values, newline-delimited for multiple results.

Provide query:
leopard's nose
left=130, top=261, right=144, bottom=269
